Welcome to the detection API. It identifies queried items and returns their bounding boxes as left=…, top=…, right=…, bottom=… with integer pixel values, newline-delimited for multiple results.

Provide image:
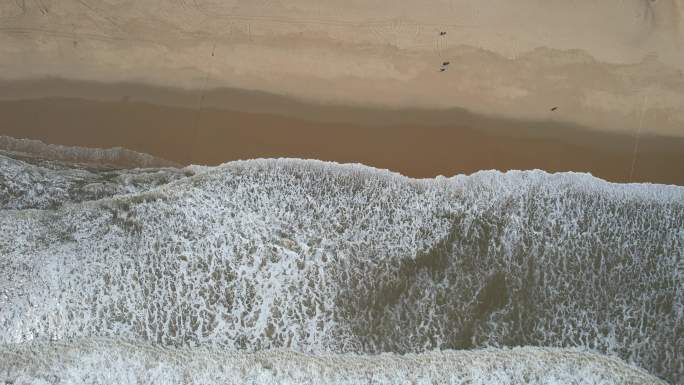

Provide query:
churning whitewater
left=0, top=147, right=682, bottom=384
left=1, top=339, right=667, bottom=385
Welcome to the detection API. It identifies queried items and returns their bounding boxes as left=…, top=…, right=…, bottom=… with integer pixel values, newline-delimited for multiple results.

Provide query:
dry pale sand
left=1, top=0, right=683, bottom=137
left=1, top=83, right=682, bottom=185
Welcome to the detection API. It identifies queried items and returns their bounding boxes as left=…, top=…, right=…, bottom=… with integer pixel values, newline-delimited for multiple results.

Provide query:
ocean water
left=1, top=152, right=682, bottom=384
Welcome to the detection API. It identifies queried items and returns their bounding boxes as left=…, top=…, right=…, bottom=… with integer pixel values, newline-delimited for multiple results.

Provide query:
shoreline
left=1, top=89, right=682, bottom=185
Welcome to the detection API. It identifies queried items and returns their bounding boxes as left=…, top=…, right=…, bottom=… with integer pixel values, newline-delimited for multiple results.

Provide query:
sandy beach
left=1, top=81, right=682, bottom=185
left=0, top=0, right=683, bottom=183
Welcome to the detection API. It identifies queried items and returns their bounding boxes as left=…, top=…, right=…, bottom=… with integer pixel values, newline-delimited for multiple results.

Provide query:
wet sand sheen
left=1, top=96, right=683, bottom=185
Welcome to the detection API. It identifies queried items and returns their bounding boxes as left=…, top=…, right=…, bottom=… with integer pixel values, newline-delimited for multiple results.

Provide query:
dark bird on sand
left=440, top=68, right=446, bottom=72
left=442, top=61, right=450, bottom=66
left=550, top=106, right=558, bottom=111
left=440, top=31, right=447, bottom=36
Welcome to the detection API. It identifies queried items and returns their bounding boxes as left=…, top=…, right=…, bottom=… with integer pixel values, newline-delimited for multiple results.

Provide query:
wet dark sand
left=1, top=82, right=683, bottom=185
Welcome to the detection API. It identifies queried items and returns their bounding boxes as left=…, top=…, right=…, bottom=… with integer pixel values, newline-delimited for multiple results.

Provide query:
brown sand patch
left=0, top=96, right=682, bottom=185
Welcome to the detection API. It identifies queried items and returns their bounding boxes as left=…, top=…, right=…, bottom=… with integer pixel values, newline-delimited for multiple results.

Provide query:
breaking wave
left=1, top=156, right=682, bottom=383
left=0, top=135, right=180, bottom=168
left=0, top=339, right=666, bottom=385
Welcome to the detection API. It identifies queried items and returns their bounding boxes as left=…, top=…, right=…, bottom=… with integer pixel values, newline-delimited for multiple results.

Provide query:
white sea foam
left=1, top=157, right=682, bottom=383
left=0, top=339, right=668, bottom=385
left=0, top=153, right=190, bottom=209
left=0, top=136, right=180, bottom=168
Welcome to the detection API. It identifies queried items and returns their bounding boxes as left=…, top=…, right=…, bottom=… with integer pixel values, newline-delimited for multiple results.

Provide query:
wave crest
left=0, top=339, right=667, bottom=385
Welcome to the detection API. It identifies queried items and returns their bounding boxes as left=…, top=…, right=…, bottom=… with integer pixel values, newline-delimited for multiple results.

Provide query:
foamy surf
left=0, top=339, right=667, bottom=385
left=1, top=152, right=682, bottom=383
left=0, top=136, right=180, bottom=169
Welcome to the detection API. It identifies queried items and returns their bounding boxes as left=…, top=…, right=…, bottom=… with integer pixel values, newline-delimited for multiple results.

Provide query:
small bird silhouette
left=550, top=106, right=558, bottom=111
left=442, top=61, right=450, bottom=66
left=439, top=31, right=447, bottom=36
left=440, top=68, right=447, bottom=72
